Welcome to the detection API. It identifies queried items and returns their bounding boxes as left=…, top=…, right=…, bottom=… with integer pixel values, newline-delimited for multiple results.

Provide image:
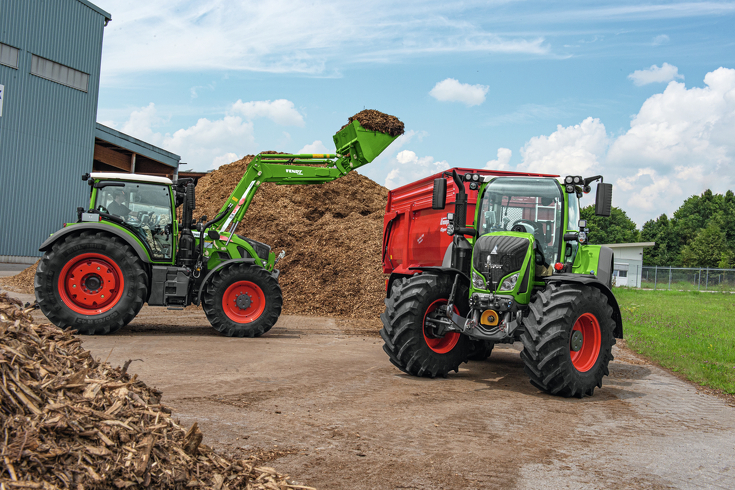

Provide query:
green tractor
left=35, top=120, right=398, bottom=336
left=380, top=170, right=621, bottom=397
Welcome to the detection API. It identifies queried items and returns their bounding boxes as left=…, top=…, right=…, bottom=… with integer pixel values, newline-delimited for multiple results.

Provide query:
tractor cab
left=88, top=173, right=176, bottom=261
left=477, top=176, right=565, bottom=267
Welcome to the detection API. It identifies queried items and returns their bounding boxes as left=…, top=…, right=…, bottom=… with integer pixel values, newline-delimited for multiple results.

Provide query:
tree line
left=580, top=189, right=735, bottom=268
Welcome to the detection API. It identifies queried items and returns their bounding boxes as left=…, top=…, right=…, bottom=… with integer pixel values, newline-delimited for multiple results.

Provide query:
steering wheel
left=510, top=219, right=537, bottom=233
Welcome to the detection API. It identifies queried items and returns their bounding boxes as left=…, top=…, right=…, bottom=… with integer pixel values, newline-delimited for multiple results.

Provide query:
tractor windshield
left=477, top=177, right=564, bottom=264
left=94, top=182, right=174, bottom=260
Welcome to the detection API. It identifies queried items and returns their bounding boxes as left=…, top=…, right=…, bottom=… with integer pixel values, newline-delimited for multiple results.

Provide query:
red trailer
left=382, top=168, right=558, bottom=281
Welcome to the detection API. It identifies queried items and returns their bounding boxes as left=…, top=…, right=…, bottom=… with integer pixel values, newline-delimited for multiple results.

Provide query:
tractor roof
left=90, top=172, right=173, bottom=185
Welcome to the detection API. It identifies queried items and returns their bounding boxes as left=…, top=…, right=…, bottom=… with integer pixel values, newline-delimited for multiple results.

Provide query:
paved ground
left=3, top=285, right=735, bottom=489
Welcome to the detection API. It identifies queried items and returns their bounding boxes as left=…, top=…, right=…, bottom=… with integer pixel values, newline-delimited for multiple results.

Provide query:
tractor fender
left=39, top=223, right=151, bottom=263
left=386, top=266, right=470, bottom=299
left=542, top=273, right=623, bottom=339
left=195, top=258, right=256, bottom=305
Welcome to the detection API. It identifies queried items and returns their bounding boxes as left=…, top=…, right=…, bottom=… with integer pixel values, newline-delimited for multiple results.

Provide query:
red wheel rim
left=422, top=299, right=460, bottom=354
left=223, top=281, right=266, bottom=323
left=57, top=253, right=124, bottom=315
left=569, top=313, right=602, bottom=372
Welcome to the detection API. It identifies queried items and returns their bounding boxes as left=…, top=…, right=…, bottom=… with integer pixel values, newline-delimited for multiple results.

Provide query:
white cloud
left=473, top=67, right=735, bottom=226
left=114, top=103, right=256, bottom=171
left=297, top=140, right=331, bottom=154
left=211, top=153, right=240, bottom=168
left=230, top=99, right=305, bottom=126
left=384, top=150, right=450, bottom=189
left=120, top=103, right=165, bottom=143
left=652, top=34, right=670, bottom=45
left=608, top=67, right=735, bottom=223
left=98, top=1, right=551, bottom=81
left=485, top=148, right=512, bottom=170
left=429, top=78, right=489, bottom=106
left=628, top=62, right=683, bottom=86
left=517, top=117, right=609, bottom=176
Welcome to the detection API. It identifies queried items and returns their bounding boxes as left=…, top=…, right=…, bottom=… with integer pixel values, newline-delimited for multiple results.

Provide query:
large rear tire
left=35, top=231, right=148, bottom=335
left=519, top=283, right=615, bottom=398
left=380, top=274, right=473, bottom=378
left=202, top=264, right=282, bottom=337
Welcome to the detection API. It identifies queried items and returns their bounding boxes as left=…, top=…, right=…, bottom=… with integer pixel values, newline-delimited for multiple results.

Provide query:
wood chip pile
left=0, top=262, right=38, bottom=296
left=0, top=293, right=312, bottom=489
left=340, top=110, right=404, bottom=137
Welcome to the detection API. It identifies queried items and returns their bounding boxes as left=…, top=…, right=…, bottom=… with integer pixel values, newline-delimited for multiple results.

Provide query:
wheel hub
left=82, top=274, right=102, bottom=292
left=570, top=330, right=584, bottom=352
left=235, top=293, right=252, bottom=310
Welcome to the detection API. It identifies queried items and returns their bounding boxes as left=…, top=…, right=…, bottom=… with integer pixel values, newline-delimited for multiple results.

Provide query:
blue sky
left=93, top=0, right=735, bottom=226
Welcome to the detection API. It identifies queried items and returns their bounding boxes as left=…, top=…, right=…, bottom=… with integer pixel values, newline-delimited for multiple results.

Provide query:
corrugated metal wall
left=0, top=0, right=107, bottom=259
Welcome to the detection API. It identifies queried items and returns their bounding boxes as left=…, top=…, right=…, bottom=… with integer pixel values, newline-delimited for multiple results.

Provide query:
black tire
left=468, top=340, right=495, bottom=361
left=380, top=274, right=473, bottom=378
left=202, top=263, right=282, bottom=337
left=35, top=231, right=148, bottom=335
left=519, top=283, right=615, bottom=398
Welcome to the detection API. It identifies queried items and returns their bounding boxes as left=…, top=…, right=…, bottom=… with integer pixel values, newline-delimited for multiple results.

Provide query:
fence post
left=669, top=266, right=672, bottom=290
left=705, top=267, right=709, bottom=290
left=654, top=265, right=657, bottom=290
left=698, top=269, right=701, bottom=291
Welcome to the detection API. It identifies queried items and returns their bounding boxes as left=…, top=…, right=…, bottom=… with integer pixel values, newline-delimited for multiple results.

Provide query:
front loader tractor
left=35, top=119, right=399, bottom=336
left=380, top=170, right=622, bottom=397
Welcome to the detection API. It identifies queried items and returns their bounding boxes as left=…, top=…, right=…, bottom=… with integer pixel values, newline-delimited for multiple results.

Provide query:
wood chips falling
left=0, top=293, right=314, bottom=489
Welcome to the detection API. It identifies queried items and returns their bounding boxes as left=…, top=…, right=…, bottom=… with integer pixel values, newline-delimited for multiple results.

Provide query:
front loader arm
left=213, top=119, right=400, bottom=234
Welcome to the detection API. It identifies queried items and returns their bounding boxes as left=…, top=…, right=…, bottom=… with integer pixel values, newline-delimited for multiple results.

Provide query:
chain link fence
left=631, top=266, right=735, bottom=292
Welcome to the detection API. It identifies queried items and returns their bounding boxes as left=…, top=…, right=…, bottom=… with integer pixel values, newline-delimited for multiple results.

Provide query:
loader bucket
left=333, top=120, right=398, bottom=169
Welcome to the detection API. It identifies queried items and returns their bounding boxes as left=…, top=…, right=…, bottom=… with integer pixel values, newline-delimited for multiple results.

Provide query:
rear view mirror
left=595, top=183, right=613, bottom=217
left=432, top=178, right=447, bottom=209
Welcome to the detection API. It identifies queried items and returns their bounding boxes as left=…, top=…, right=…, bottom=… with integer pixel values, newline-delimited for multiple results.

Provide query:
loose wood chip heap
left=340, top=110, right=404, bottom=137
left=0, top=293, right=313, bottom=489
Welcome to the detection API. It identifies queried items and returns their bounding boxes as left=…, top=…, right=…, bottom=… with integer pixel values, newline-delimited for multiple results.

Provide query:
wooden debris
left=0, top=293, right=310, bottom=489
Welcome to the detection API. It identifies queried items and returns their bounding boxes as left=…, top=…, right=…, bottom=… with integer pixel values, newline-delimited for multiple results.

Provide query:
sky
left=92, top=0, right=735, bottom=226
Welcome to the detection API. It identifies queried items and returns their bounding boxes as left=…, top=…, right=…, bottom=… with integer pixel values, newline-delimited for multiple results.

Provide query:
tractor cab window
left=567, top=194, right=581, bottom=231
left=478, top=177, right=564, bottom=264
left=94, top=182, right=174, bottom=260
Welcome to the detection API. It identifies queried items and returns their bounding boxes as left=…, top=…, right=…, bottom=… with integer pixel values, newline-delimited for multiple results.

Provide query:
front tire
left=35, top=231, right=148, bottom=335
left=519, top=283, right=615, bottom=398
left=202, top=264, right=282, bottom=337
left=380, top=274, right=473, bottom=378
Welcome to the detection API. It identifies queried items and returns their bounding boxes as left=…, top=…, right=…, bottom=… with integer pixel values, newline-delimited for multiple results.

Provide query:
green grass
left=614, top=289, right=735, bottom=394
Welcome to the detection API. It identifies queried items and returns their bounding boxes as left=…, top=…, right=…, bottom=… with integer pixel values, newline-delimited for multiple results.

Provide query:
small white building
left=601, top=242, right=655, bottom=287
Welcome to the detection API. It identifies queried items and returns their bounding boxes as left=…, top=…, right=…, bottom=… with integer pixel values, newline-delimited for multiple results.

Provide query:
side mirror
left=595, top=183, right=612, bottom=217
left=432, top=178, right=447, bottom=209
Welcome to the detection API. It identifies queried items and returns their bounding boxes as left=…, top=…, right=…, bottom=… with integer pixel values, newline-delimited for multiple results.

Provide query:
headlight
left=500, top=273, right=519, bottom=291
left=472, top=270, right=486, bottom=289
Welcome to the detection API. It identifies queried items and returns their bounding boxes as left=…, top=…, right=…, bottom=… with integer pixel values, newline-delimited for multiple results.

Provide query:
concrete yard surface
left=37, top=304, right=731, bottom=490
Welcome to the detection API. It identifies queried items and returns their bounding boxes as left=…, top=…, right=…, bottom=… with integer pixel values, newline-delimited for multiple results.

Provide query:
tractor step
left=167, top=307, right=184, bottom=310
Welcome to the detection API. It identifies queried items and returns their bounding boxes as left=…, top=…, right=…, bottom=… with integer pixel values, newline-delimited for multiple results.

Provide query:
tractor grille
left=473, top=235, right=529, bottom=290
left=237, top=235, right=271, bottom=262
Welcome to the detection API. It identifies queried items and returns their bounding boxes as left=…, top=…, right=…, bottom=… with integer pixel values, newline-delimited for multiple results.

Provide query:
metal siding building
left=0, top=0, right=110, bottom=262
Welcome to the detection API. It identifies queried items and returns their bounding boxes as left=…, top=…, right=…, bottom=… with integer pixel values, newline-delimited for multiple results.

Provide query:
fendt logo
left=440, top=217, right=449, bottom=225
left=286, top=169, right=303, bottom=175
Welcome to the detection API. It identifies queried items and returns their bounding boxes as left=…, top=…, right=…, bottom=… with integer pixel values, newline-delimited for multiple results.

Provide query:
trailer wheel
left=519, top=283, right=615, bottom=398
left=202, top=263, right=282, bottom=337
left=380, top=274, right=473, bottom=378
left=35, top=231, right=148, bottom=335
